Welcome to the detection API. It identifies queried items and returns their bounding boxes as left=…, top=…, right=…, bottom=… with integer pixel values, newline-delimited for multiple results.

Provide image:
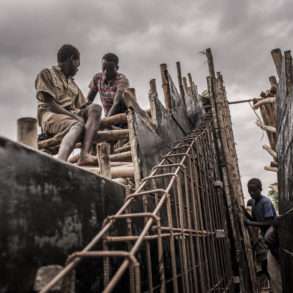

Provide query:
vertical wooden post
left=187, top=73, right=194, bottom=96
left=206, top=48, right=257, bottom=292
left=160, top=63, right=172, bottom=111
left=127, top=110, right=141, bottom=188
left=183, top=76, right=189, bottom=96
left=17, top=117, right=38, bottom=149
left=269, top=75, right=278, bottom=88
left=128, top=88, right=137, bottom=101
left=187, top=73, right=198, bottom=102
left=206, top=48, right=216, bottom=78
left=97, top=143, right=111, bottom=178
left=149, top=79, right=159, bottom=127
left=176, top=61, right=186, bottom=105
left=126, top=88, right=141, bottom=188
left=271, top=48, right=283, bottom=78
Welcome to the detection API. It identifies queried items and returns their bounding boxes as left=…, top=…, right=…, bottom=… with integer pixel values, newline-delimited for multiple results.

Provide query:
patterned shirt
left=35, top=66, right=86, bottom=125
left=89, top=72, right=129, bottom=115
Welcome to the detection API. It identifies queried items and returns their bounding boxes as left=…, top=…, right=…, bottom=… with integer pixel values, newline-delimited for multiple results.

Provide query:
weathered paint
left=0, top=137, right=125, bottom=292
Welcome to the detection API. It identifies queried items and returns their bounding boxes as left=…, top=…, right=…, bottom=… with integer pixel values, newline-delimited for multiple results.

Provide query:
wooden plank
left=17, top=117, right=38, bottom=149
left=97, top=143, right=111, bottom=178
left=176, top=61, right=186, bottom=105
left=160, top=63, right=172, bottom=111
left=127, top=109, right=141, bottom=188
left=100, top=113, right=127, bottom=129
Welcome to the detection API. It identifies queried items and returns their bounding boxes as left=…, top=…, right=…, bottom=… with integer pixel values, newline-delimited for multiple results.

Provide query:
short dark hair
left=57, top=44, right=80, bottom=63
left=102, top=53, right=119, bottom=65
left=247, top=178, right=262, bottom=190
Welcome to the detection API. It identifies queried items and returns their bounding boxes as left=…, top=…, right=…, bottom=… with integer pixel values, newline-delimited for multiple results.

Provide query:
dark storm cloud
left=1, top=0, right=290, bottom=193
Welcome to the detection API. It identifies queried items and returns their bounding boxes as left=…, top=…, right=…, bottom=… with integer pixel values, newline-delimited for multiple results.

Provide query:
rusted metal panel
left=0, top=137, right=125, bottom=292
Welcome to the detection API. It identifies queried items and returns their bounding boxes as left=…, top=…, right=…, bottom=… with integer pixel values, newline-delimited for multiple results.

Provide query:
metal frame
left=39, top=117, right=234, bottom=293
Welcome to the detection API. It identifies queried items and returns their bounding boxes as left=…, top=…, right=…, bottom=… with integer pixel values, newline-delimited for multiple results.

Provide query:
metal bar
left=40, top=117, right=235, bottom=293
left=228, top=98, right=254, bottom=105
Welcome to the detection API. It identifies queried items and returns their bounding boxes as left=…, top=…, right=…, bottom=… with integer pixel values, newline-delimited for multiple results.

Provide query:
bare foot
left=77, top=154, right=99, bottom=166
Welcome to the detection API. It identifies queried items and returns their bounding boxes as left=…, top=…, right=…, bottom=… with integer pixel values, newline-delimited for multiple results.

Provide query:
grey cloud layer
left=1, top=0, right=289, bottom=195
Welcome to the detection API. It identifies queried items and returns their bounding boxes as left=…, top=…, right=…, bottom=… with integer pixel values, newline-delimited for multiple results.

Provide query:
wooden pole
left=256, top=120, right=276, bottom=133
left=100, top=114, right=127, bottom=129
left=97, top=143, right=111, bottom=178
left=160, top=63, right=172, bottom=111
left=127, top=109, right=141, bottom=188
left=128, top=88, right=137, bottom=101
left=110, top=151, right=132, bottom=162
left=149, top=79, right=160, bottom=127
left=17, top=117, right=38, bottom=149
left=96, top=129, right=129, bottom=143
left=182, top=76, right=189, bottom=97
left=176, top=61, right=185, bottom=105
left=252, top=97, right=275, bottom=109
left=271, top=48, right=283, bottom=78
left=263, top=144, right=277, bottom=160
left=114, top=144, right=130, bottom=154
left=83, top=165, right=134, bottom=178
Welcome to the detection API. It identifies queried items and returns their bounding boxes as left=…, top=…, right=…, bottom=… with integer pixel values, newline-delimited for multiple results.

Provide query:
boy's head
left=57, top=44, right=80, bottom=77
left=247, top=178, right=262, bottom=200
left=102, top=53, right=119, bottom=80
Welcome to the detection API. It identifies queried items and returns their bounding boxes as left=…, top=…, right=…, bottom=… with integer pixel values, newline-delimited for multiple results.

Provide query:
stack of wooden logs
left=252, top=76, right=278, bottom=172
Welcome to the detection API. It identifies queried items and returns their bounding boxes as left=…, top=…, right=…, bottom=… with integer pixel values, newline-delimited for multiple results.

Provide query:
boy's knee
left=72, top=121, right=85, bottom=132
left=88, top=104, right=102, bottom=117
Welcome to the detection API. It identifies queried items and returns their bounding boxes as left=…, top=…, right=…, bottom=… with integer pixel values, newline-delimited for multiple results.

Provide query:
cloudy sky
left=1, top=0, right=291, bottom=199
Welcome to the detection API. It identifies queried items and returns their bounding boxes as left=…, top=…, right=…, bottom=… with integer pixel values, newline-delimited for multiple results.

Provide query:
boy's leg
left=107, top=90, right=127, bottom=117
left=57, top=121, right=84, bottom=161
left=78, top=104, right=102, bottom=165
left=43, top=113, right=84, bottom=162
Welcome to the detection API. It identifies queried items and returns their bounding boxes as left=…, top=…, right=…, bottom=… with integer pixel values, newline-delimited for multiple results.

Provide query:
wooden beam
left=96, top=129, right=129, bottom=142
left=100, top=113, right=127, bottom=128
left=252, top=97, right=276, bottom=109
left=148, top=78, right=160, bottom=127
left=263, top=144, right=277, bottom=160
left=17, top=117, right=38, bottom=149
left=127, top=109, right=141, bottom=188
left=256, top=120, right=276, bottom=133
left=176, top=61, right=185, bottom=104
left=206, top=48, right=216, bottom=78
left=114, top=143, right=130, bottom=154
left=109, top=151, right=132, bottom=162
left=271, top=48, right=283, bottom=78
left=97, top=143, right=111, bottom=178
left=83, top=165, right=134, bottom=178
left=128, top=88, right=137, bottom=101
left=182, top=76, right=189, bottom=96
left=264, top=166, right=278, bottom=173
left=160, top=63, right=172, bottom=111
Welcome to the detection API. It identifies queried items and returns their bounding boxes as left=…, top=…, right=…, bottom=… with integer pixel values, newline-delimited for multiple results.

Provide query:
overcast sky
left=1, top=0, right=291, bottom=200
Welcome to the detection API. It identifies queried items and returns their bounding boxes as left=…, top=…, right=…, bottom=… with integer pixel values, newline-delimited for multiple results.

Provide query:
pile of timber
left=252, top=74, right=278, bottom=173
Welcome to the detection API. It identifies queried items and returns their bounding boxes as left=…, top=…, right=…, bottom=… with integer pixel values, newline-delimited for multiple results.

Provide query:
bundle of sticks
left=252, top=76, right=278, bottom=172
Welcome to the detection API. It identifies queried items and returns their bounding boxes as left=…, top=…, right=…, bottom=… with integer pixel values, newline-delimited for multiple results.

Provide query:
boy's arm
left=241, top=205, right=253, bottom=220
left=244, top=217, right=274, bottom=228
left=87, top=75, right=99, bottom=104
left=87, top=88, right=98, bottom=104
left=42, top=93, right=83, bottom=122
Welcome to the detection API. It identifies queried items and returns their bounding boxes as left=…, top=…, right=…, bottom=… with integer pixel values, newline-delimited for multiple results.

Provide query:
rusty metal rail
left=40, top=118, right=234, bottom=293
